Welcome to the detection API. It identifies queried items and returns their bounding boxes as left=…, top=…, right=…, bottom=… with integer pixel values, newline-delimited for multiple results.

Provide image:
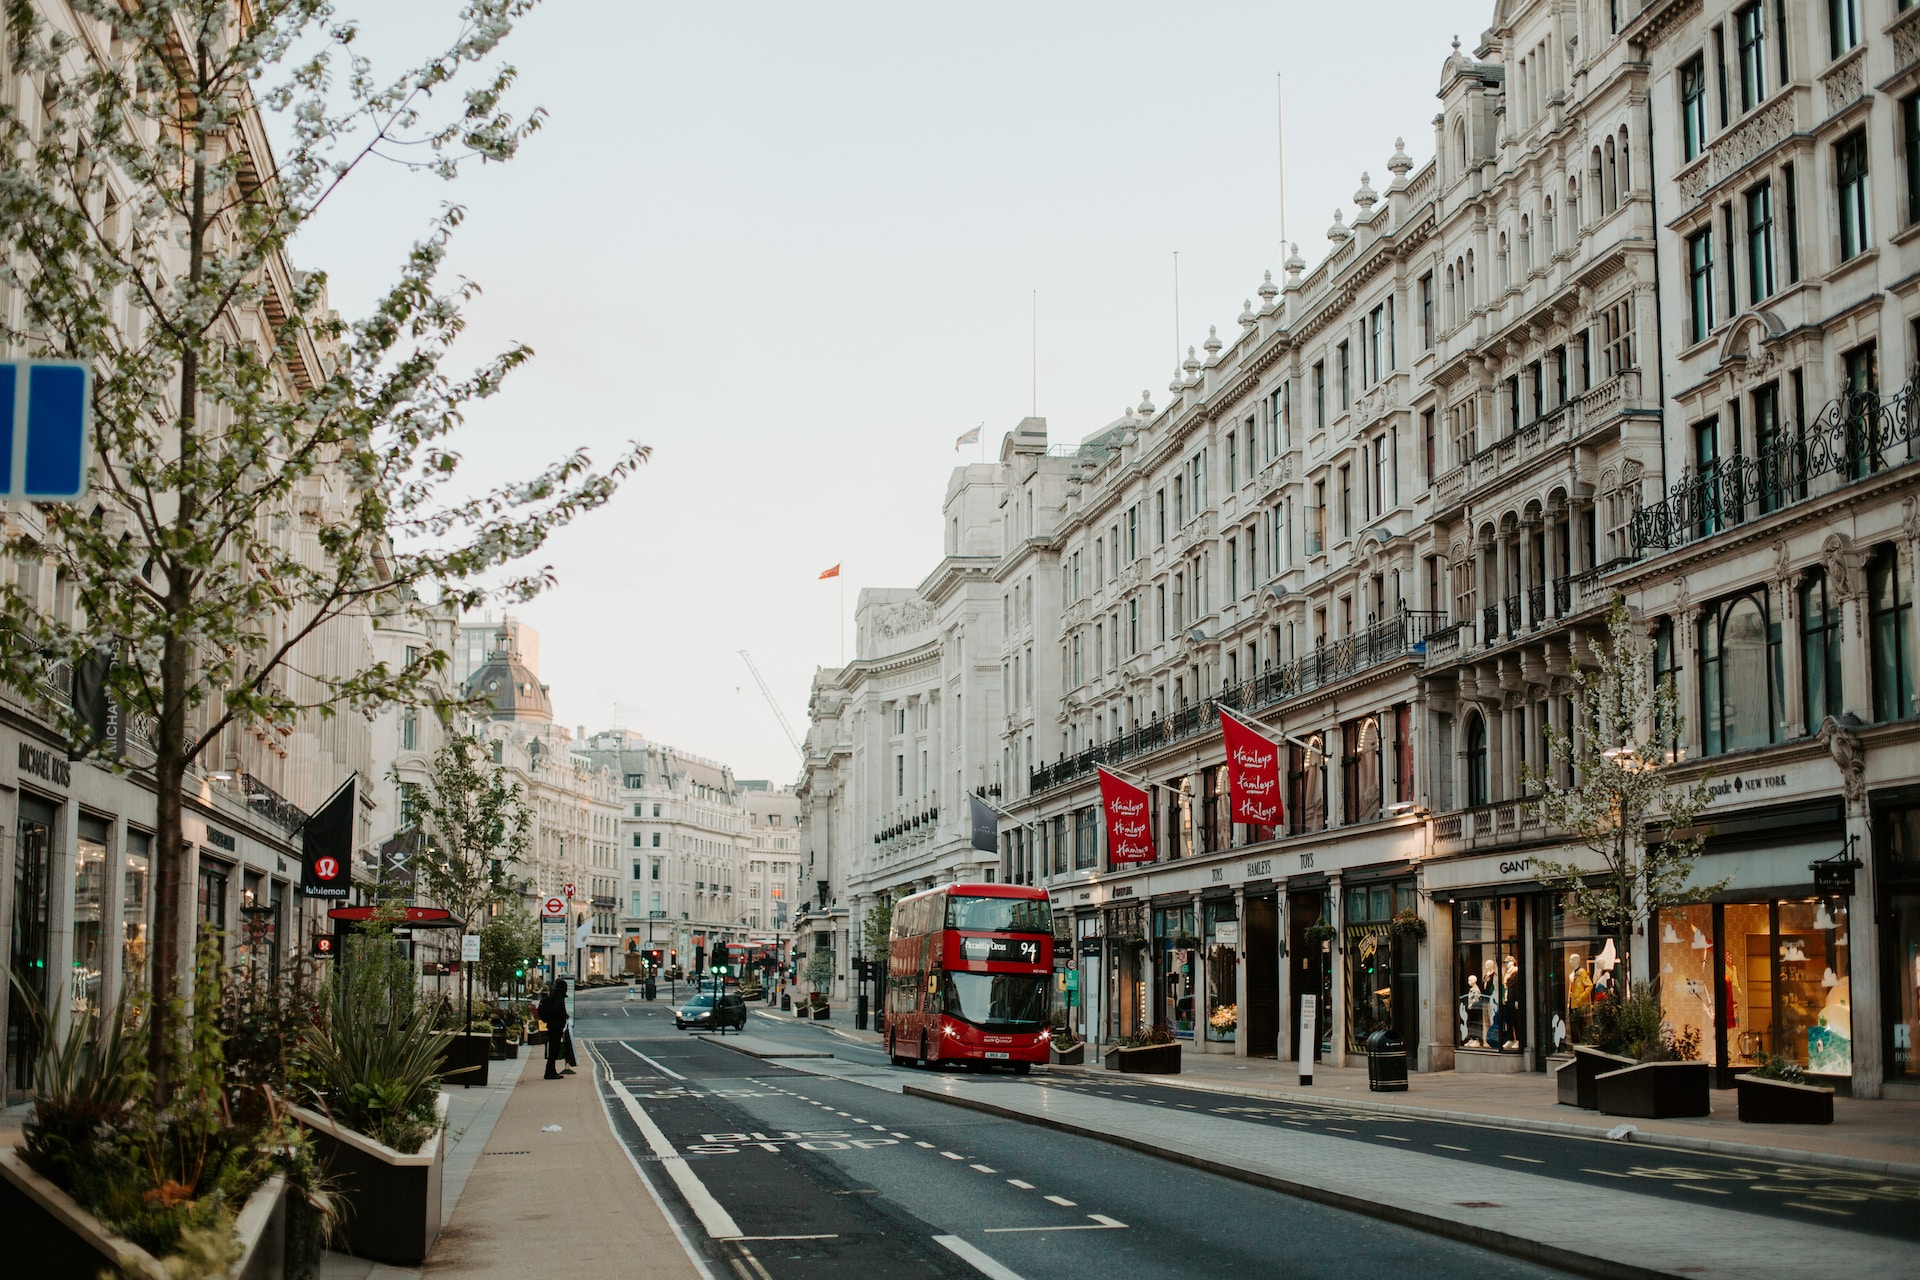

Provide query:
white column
left=1233, top=886, right=1249, bottom=1059
left=1327, top=874, right=1347, bottom=1068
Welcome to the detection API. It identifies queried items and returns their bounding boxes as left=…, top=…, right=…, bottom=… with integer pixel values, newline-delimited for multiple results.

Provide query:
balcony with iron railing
left=1029, top=609, right=1446, bottom=794
left=1632, top=377, right=1920, bottom=557
left=1430, top=797, right=1555, bottom=854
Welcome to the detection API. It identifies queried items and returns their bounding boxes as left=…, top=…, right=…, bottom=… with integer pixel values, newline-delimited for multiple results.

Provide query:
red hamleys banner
left=1097, top=767, right=1155, bottom=864
left=1220, top=709, right=1284, bottom=827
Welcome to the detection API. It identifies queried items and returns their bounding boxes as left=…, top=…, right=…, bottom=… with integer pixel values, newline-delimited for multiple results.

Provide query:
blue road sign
left=0, top=360, right=94, bottom=501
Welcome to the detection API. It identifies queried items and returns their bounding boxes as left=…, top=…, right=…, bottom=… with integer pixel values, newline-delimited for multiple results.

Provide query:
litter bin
left=1365, top=1029, right=1408, bottom=1092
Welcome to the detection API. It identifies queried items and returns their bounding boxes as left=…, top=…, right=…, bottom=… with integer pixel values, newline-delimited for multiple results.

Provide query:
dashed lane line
left=971, top=1164, right=997, bottom=1173
left=1043, top=1195, right=1077, bottom=1207
left=1007, top=1179, right=1035, bottom=1190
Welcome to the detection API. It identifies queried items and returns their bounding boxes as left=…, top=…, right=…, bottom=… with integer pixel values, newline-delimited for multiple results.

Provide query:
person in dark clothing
left=539, top=978, right=570, bottom=1079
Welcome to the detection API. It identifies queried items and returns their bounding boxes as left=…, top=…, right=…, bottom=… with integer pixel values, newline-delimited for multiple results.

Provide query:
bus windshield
left=944, top=895, right=1052, bottom=934
left=938, top=972, right=1050, bottom=1029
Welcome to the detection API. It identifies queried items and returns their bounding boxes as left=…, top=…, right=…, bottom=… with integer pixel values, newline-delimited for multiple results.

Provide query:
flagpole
left=839, top=573, right=845, bottom=667
left=1220, top=703, right=1322, bottom=757
left=1096, top=761, right=1183, bottom=796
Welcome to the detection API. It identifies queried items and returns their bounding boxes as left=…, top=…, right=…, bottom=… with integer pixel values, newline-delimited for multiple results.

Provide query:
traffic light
left=711, top=943, right=730, bottom=977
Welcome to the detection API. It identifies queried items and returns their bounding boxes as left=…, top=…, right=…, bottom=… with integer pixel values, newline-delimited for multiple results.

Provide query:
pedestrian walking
left=539, top=978, right=570, bottom=1080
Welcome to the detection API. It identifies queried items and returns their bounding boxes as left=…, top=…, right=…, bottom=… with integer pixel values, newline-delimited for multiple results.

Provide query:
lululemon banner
left=1220, top=709, right=1284, bottom=827
left=1097, top=767, right=1155, bottom=864
left=300, top=778, right=355, bottom=899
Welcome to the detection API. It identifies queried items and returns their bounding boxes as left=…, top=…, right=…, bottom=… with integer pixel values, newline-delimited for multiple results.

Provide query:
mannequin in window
left=1500, top=954, right=1523, bottom=1050
left=1460, top=973, right=1485, bottom=1047
left=1482, top=958, right=1501, bottom=1047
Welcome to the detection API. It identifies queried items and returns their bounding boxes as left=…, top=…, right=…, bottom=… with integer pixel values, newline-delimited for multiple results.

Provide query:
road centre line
left=1435, top=1144, right=1471, bottom=1152
left=1785, top=1202, right=1854, bottom=1215
left=1502, top=1155, right=1545, bottom=1164
left=1043, top=1195, right=1076, bottom=1206
left=1007, top=1179, right=1034, bottom=1189
left=1376, top=1135, right=1410, bottom=1142
left=942, top=1151, right=965, bottom=1160
left=935, top=1235, right=1027, bottom=1280
left=970, top=1164, right=997, bottom=1173
left=601, top=1067, right=742, bottom=1240
left=618, top=1042, right=688, bottom=1081
left=892, top=1132, right=912, bottom=1140
left=916, top=1141, right=936, bottom=1148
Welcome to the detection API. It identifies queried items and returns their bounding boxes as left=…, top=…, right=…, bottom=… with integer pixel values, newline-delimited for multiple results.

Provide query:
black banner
left=301, top=778, right=355, bottom=899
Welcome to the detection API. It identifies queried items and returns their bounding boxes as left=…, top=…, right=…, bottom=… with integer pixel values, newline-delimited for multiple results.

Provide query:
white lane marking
left=891, top=1132, right=911, bottom=1140
left=1502, top=1155, right=1544, bottom=1165
left=984, top=1215, right=1128, bottom=1234
left=1436, top=1143, right=1471, bottom=1152
left=916, top=1141, right=936, bottom=1148
left=1043, top=1195, right=1076, bottom=1206
left=603, top=1069, right=742, bottom=1239
left=941, top=1151, right=965, bottom=1160
left=1376, top=1134, right=1410, bottom=1142
left=736, top=1235, right=840, bottom=1241
left=1006, top=1179, right=1034, bottom=1190
left=869, top=1125, right=889, bottom=1132
left=619, top=1042, right=688, bottom=1082
left=934, top=1235, right=1028, bottom=1280
left=970, top=1164, right=997, bottom=1173
left=583, top=1042, right=726, bottom=1280
left=1786, top=1201, right=1853, bottom=1216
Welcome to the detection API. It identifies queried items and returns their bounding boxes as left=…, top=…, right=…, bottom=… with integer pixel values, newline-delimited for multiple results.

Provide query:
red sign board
left=543, top=895, right=566, bottom=919
left=564, top=883, right=574, bottom=900
left=311, top=933, right=336, bottom=957
left=1097, top=768, right=1155, bottom=864
left=1220, top=709, right=1284, bottom=827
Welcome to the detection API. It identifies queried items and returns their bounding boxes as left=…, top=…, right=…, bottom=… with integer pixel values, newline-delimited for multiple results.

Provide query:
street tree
left=1521, top=598, right=1721, bottom=983
left=479, top=906, right=540, bottom=997
left=861, top=899, right=892, bottom=955
left=0, top=0, right=646, bottom=1096
left=406, top=734, right=532, bottom=940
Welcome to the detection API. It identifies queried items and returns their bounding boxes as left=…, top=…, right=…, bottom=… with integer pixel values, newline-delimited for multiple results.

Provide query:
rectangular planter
left=810, top=1005, right=831, bottom=1021
left=1595, top=1061, right=1712, bottom=1119
left=438, top=1033, right=490, bottom=1087
left=1735, top=1074, right=1835, bottom=1124
left=1050, top=1043, right=1085, bottom=1066
left=292, top=1093, right=448, bottom=1265
left=1560, top=1045, right=1635, bottom=1110
left=1103, top=1043, right=1182, bottom=1075
left=0, top=1148, right=285, bottom=1280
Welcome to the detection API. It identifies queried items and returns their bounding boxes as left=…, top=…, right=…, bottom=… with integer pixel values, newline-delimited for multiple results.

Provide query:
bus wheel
left=888, top=1032, right=908, bottom=1067
left=1012, top=1061, right=1032, bottom=1076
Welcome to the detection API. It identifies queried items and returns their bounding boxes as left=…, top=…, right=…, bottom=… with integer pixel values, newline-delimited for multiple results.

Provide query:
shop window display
left=1204, top=902, right=1237, bottom=1042
left=1347, top=881, right=1416, bottom=1052
left=1454, top=896, right=1524, bottom=1052
left=1657, top=903, right=1719, bottom=1066
left=122, top=830, right=151, bottom=992
left=1541, top=896, right=1624, bottom=1053
left=1155, top=905, right=1197, bottom=1038
left=1723, top=898, right=1850, bottom=1077
left=72, top=817, right=110, bottom=1024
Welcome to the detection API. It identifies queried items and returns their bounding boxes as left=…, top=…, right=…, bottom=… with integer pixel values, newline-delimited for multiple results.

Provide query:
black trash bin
left=1365, top=1029, right=1408, bottom=1092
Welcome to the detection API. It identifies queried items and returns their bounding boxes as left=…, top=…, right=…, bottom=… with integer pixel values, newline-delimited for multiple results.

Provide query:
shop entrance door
left=1287, top=889, right=1331, bottom=1062
left=1245, top=894, right=1279, bottom=1056
left=7, top=796, right=57, bottom=1105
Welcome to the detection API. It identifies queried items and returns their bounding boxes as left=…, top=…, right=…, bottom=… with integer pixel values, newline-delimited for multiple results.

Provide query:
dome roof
left=463, top=627, right=553, bottom=722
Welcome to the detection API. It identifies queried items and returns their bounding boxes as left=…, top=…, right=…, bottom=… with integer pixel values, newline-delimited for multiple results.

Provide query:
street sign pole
left=1298, top=994, right=1318, bottom=1087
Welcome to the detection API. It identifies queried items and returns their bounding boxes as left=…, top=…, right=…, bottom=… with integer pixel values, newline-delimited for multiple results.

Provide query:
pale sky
left=296, top=0, right=1493, bottom=781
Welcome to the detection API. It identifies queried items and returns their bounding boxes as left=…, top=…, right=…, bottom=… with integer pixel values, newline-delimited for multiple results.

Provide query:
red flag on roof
left=818, top=564, right=841, bottom=579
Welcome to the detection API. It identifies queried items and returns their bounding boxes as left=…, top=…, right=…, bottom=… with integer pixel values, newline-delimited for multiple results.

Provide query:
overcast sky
left=296, top=0, right=1492, bottom=781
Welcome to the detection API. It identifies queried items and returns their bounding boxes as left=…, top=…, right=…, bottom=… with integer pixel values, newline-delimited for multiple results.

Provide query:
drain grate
left=485, top=1150, right=531, bottom=1156
left=1452, top=1201, right=1503, bottom=1208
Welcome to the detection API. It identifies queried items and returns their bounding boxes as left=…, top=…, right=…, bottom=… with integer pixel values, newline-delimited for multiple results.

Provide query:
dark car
left=675, top=991, right=747, bottom=1033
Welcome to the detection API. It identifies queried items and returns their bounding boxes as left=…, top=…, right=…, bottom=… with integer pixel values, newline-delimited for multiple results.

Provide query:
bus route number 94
left=960, top=936, right=1040, bottom=964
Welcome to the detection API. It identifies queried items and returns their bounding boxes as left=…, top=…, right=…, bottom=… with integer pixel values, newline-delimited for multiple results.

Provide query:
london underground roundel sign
left=543, top=896, right=565, bottom=919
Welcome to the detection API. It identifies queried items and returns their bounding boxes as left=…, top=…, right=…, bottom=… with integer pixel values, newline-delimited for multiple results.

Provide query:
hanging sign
left=1811, top=857, right=1858, bottom=895
left=311, top=933, right=336, bottom=958
left=1097, top=768, right=1155, bottom=864
left=300, top=779, right=356, bottom=899
left=461, top=933, right=482, bottom=963
left=1220, top=710, right=1284, bottom=827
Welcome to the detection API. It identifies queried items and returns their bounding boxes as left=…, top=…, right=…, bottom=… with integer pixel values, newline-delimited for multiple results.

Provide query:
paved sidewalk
left=906, top=1075, right=1907, bottom=1280
left=1048, top=1050, right=1920, bottom=1175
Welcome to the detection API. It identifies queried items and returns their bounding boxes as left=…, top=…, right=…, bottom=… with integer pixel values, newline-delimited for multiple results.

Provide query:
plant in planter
left=1104, top=1024, right=1181, bottom=1075
left=1388, top=908, right=1427, bottom=942
left=1208, top=1004, right=1239, bottom=1036
left=1735, top=1055, right=1835, bottom=1125
left=3, top=934, right=323, bottom=1278
left=1170, top=932, right=1201, bottom=950
left=1302, top=917, right=1337, bottom=949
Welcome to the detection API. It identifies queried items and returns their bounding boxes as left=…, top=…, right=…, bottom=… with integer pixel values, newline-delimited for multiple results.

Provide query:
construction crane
left=739, top=650, right=803, bottom=757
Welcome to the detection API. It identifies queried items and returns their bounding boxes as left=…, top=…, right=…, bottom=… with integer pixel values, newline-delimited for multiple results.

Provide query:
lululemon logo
left=315, top=856, right=340, bottom=881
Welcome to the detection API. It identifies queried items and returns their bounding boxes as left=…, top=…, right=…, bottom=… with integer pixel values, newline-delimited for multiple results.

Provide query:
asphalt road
left=572, top=987, right=1571, bottom=1280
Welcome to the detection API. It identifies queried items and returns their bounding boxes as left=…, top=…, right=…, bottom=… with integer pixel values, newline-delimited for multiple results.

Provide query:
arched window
left=1498, top=232, right=1510, bottom=292
left=1617, top=126, right=1632, bottom=200
left=1520, top=215, right=1533, bottom=272
left=1543, top=197, right=1556, bottom=254
left=1445, top=265, right=1457, bottom=326
left=1589, top=148, right=1604, bottom=213
left=1603, top=136, right=1618, bottom=211
left=1699, top=591, right=1781, bottom=755
left=1456, top=121, right=1469, bottom=173
left=1568, top=176, right=1580, bottom=231
left=1465, top=712, right=1489, bottom=807
left=1466, top=250, right=1476, bottom=306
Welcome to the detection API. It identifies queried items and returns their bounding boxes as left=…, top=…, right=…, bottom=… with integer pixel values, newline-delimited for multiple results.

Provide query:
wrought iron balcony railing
left=1632, top=377, right=1920, bottom=555
left=1028, top=609, right=1446, bottom=794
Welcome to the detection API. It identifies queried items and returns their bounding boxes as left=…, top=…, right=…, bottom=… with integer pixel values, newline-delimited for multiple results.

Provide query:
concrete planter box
left=292, top=1093, right=448, bottom=1265
left=807, top=1004, right=830, bottom=1021
left=1103, top=1043, right=1181, bottom=1074
left=1558, top=1045, right=1635, bottom=1109
left=1050, top=1042, right=1085, bottom=1066
left=1735, top=1073, right=1835, bottom=1124
left=1595, top=1061, right=1712, bottom=1119
left=0, top=1148, right=286, bottom=1280
left=438, top=1033, right=490, bottom=1087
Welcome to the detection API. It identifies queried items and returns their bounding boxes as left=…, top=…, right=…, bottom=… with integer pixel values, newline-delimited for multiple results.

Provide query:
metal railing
left=238, top=772, right=311, bottom=836
left=1632, top=377, right=1920, bottom=555
left=1029, top=609, right=1446, bottom=794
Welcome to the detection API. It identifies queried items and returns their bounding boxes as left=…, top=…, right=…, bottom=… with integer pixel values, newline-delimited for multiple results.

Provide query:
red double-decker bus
left=883, top=882, right=1053, bottom=1072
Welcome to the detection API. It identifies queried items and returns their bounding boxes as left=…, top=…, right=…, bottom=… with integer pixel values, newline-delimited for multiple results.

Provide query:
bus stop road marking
left=984, top=1216, right=1127, bottom=1234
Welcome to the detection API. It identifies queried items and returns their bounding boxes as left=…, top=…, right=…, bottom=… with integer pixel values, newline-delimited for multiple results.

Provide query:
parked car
left=675, top=991, right=747, bottom=1033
